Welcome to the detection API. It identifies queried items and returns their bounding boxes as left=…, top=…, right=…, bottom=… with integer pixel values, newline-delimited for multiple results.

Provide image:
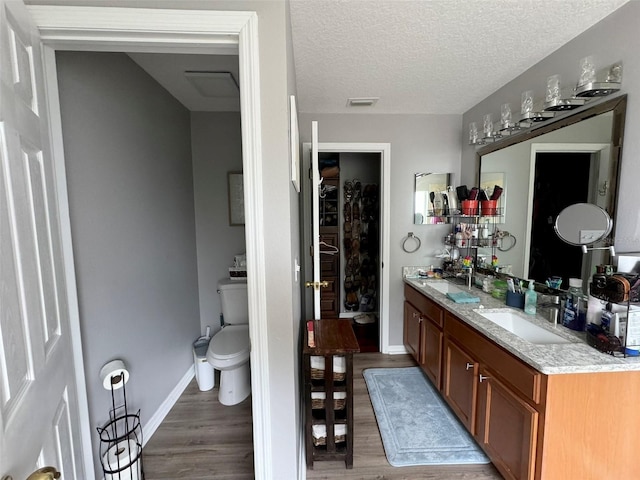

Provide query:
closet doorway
left=302, top=142, right=391, bottom=353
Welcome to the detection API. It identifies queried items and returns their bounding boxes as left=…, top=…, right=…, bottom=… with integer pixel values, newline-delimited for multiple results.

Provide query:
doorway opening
left=303, top=142, right=391, bottom=354
left=529, top=151, right=593, bottom=285
left=318, top=151, right=381, bottom=352
left=54, top=48, right=251, bottom=475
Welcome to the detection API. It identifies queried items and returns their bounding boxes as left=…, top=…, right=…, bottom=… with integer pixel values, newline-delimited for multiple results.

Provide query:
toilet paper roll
left=100, top=359, right=129, bottom=390
left=103, top=439, right=141, bottom=480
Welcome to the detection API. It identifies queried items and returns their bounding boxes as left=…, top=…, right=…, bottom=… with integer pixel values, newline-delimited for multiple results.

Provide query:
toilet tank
left=218, top=279, right=249, bottom=325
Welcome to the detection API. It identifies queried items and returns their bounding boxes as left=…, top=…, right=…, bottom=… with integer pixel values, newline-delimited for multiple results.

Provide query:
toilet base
left=218, top=362, right=251, bottom=406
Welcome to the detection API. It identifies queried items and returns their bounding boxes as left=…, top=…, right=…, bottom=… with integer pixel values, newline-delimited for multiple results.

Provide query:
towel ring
left=402, top=232, right=421, bottom=253
left=497, top=233, right=517, bottom=252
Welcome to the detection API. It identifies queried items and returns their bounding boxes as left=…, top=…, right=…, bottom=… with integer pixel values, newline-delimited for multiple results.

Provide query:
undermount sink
left=474, top=309, right=571, bottom=345
left=423, top=281, right=463, bottom=295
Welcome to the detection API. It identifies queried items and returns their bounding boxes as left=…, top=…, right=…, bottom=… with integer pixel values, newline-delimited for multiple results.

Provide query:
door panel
left=476, top=371, right=538, bottom=480
left=423, top=320, right=443, bottom=389
left=0, top=1, right=85, bottom=477
left=310, top=121, right=321, bottom=318
left=443, top=339, right=477, bottom=432
left=403, top=301, right=421, bottom=362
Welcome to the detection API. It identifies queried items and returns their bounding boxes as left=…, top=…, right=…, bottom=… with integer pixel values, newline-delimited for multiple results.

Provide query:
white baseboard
left=384, top=345, right=409, bottom=355
left=142, top=365, right=194, bottom=446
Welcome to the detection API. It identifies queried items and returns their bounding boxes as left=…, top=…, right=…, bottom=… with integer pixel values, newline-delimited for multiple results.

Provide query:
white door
left=0, top=1, right=86, bottom=478
left=309, top=121, right=322, bottom=318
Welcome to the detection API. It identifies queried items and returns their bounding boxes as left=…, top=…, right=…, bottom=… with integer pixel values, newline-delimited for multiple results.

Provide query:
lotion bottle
left=524, top=281, right=537, bottom=315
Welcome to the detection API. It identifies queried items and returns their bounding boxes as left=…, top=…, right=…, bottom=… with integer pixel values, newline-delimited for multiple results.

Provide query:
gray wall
left=298, top=113, right=462, bottom=347
left=462, top=1, right=640, bottom=255
left=56, top=51, right=200, bottom=471
left=191, top=112, right=245, bottom=336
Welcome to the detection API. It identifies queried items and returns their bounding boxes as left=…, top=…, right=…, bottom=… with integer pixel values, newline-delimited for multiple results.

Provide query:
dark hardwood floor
left=143, top=353, right=502, bottom=479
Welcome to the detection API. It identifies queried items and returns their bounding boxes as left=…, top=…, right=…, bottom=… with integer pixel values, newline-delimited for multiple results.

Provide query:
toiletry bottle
left=481, top=222, right=489, bottom=240
left=524, top=280, right=537, bottom=314
left=563, top=278, right=586, bottom=331
left=601, top=303, right=614, bottom=333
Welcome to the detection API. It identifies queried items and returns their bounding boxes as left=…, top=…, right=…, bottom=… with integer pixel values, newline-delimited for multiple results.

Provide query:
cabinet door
left=443, top=338, right=477, bottom=432
left=476, top=369, right=538, bottom=480
left=403, top=301, right=422, bottom=363
left=423, top=319, right=443, bottom=389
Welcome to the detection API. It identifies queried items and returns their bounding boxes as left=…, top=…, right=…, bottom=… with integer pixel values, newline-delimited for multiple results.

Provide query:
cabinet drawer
left=404, top=284, right=444, bottom=327
left=445, top=312, right=542, bottom=405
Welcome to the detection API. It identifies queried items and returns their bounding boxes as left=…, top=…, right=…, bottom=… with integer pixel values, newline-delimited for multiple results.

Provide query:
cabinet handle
left=413, top=312, right=419, bottom=318
left=465, top=362, right=474, bottom=371
left=479, top=374, right=490, bottom=383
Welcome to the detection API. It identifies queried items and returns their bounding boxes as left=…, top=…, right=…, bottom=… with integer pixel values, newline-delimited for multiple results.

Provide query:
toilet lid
left=209, top=324, right=250, bottom=360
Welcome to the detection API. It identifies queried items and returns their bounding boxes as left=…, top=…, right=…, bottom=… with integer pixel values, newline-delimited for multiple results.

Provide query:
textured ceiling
left=289, top=0, right=629, bottom=114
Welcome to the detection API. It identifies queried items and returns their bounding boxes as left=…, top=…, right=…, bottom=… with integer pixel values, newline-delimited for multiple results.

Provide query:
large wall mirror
left=477, top=95, right=626, bottom=289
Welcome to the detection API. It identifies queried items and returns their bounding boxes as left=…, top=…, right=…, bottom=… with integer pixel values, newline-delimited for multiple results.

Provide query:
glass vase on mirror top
left=521, top=90, right=534, bottom=114
left=546, top=74, right=561, bottom=103
left=500, top=103, right=512, bottom=128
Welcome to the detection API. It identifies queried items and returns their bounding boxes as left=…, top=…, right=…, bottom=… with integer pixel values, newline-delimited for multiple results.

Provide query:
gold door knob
left=304, top=281, right=329, bottom=290
left=26, top=467, right=61, bottom=480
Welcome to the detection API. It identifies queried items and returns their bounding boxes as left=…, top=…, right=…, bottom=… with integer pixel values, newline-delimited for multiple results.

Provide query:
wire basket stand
left=97, top=369, right=144, bottom=480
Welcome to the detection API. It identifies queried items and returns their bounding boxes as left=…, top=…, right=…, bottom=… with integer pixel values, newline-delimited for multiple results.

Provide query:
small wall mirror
left=414, top=172, right=453, bottom=225
left=554, top=203, right=613, bottom=246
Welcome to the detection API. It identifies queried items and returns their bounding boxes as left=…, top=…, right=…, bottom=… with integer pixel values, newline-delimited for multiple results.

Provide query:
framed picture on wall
left=228, top=171, right=245, bottom=225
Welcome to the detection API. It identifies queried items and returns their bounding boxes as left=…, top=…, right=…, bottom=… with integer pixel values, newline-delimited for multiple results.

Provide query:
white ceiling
left=290, top=0, right=629, bottom=114
left=126, top=0, right=629, bottom=115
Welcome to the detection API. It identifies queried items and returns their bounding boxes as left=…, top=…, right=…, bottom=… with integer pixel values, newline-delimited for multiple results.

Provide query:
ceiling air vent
left=346, top=97, right=379, bottom=107
left=184, top=71, right=239, bottom=98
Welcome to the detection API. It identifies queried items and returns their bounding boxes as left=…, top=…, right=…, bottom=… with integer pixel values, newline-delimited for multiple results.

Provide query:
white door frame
left=27, top=6, right=272, bottom=478
left=303, top=142, right=391, bottom=353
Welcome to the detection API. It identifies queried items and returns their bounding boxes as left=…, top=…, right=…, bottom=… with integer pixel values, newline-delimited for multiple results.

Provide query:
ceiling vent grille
left=346, top=97, right=379, bottom=107
left=184, top=71, right=239, bottom=98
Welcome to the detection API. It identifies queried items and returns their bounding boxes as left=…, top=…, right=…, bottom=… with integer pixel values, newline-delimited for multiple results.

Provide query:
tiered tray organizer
left=588, top=280, right=640, bottom=357
left=97, top=372, right=144, bottom=480
left=439, top=209, right=505, bottom=272
left=304, top=319, right=360, bottom=469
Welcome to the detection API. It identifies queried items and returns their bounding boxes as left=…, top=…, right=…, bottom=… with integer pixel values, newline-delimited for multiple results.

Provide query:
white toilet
left=206, top=279, right=251, bottom=406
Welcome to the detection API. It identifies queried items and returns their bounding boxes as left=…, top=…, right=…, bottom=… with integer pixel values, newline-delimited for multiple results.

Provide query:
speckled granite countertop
left=404, top=277, right=640, bottom=375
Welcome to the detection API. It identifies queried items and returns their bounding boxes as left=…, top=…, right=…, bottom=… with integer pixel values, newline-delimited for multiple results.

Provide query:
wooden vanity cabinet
left=405, top=283, right=640, bottom=480
left=403, top=284, right=443, bottom=388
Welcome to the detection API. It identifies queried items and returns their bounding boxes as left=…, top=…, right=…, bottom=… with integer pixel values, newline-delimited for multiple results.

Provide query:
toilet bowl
left=206, top=279, right=251, bottom=406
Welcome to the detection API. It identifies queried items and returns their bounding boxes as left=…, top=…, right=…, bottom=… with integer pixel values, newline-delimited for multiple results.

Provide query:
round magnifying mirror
left=554, top=203, right=613, bottom=246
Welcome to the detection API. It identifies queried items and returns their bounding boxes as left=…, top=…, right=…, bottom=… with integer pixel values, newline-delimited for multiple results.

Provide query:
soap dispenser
left=524, top=280, right=537, bottom=315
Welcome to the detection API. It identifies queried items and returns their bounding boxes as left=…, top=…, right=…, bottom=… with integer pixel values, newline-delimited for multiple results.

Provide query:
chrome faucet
left=456, top=266, right=474, bottom=290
